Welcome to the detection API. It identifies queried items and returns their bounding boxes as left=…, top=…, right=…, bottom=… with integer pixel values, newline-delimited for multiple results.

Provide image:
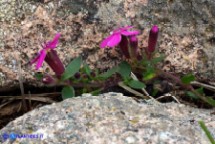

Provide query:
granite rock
left=0, top=0, right=215, bottom=90
left=0, top=93, right=214, bottom=143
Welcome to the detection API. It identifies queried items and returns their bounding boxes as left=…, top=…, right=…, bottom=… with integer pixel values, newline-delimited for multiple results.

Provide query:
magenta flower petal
left=36, top=50, right=46, bottom=70
left=121, top=30, right=140, bottom=36
left=45, top=33, right=61, bottom=49
left=100, top=35, right=114, bottom=48
left=151, top=25, right=159, bottom=33
left=100, top=26, right=139, bottom=50
left=107, top=33, right=121, bottom=47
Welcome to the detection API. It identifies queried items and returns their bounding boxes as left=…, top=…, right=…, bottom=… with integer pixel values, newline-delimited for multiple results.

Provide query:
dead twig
left=0, top=95, right=55, bottom=103
left=0, top=92, right=61, bottom=98
left=191, top=81, right=215, bottom=93
left=28, top=91, right=32, bottom=110
left=130, top=72, right=150, bottom=96
left=118, top=81, right=148, bottom=99
left=0, top=100, right=13, bottom=109
left=156, top=94, right=181, bottom=104
left=18, top=59, right=27, bottom=111
left=130, top=72, right=159, bottom=102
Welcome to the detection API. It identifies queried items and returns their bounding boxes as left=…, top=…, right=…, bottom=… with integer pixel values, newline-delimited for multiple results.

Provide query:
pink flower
left=31, top=33, right=61, bottom=70
left=44, top=49, right=65, bottom=77
left=118, top=35, right=139, bottom=59
left=100, top=26, right=140, bottom=48
left=31, top=33, right=65, bottom=77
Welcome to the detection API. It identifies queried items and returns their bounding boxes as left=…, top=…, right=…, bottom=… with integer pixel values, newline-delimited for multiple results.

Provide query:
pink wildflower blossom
left=100, top=26, right=140, bottom=48
left=31, top=33, right=65, bottom=77
left=31, top=33, right=60, bottom=70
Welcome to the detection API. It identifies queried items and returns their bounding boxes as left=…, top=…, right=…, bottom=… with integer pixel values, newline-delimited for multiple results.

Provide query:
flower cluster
left=29, top=24, right=214, bottom=107
left=31, top=25, right=159, bottom=84
left=100, top=25, right=159, bottom=60
left=100, top=26, right=140, bottom=59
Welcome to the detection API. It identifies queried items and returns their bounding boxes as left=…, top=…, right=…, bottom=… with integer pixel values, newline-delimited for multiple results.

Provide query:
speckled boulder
left=0, top=93, right=214, bottom=143
left=0, top=0, right=215, bottom=90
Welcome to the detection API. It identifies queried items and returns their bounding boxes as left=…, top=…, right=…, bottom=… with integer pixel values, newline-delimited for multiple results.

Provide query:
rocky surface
left=0, top=0, right=215, bottom=90
left=0, top=92, right=214, bottom=143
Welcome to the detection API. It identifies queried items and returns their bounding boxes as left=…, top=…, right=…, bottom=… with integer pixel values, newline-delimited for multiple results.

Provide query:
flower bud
left=119, top=36, right=130, bottom=59
left=45, top=49, right=65, bottom=78
left=90, top=72, right=96, bottom=77
left=148, top=25, right=159, bottom=53
left=129, top=35, right=138, bottom=59
left=42, top=74, right=55, bottom=85
left=74, top=72, right=81, bottom=79
left=137, top=54, right=142, bottom=61
left=81, top=73, right=89, bottom=79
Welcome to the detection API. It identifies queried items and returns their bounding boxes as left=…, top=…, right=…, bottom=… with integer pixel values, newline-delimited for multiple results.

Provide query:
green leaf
left=198, top=121, right=215, bottom=144
left=152, top=89, right=159, bottom=97
left=83, top=63, right=91, bottom=75
left=181, top=74, right=195, bottom=84
left=187, top=87, right=215, bottom=107
left=34, top=73, right=43, bottom=80
left=141, top=60, right=149, bottom=66
left=61, top=57, right=82, bottom=81
left=196, top=87, right=204, bottom=95
left=62, top=86, right=75, bottom=99
left=186, top=87, right=205, bottom=100
left=186, top=91, right=199, bottom=100
left=118, top=61, right=131, bottom=79
left=143, top=67, right=156, bottom=81
left=90, top=88, right=102, bottom=96
left=127, top=80, right=146, bottom=89
left=204, top=97, right=215, bottom=107
left=98, top=66, right=118, bottom=79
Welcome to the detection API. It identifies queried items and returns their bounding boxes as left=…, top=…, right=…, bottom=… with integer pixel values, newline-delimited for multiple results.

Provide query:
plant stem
left=159, top=70, right=193, bottom=90
left=159, top=70, right=214, bottom=105
left=64, top=82, right=105, bottom=88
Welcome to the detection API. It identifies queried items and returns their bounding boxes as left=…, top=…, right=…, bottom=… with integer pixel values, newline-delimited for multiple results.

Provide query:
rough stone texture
left=0, top=93, right=214, bottom=143
left=0, top=0, right=215, bottom=90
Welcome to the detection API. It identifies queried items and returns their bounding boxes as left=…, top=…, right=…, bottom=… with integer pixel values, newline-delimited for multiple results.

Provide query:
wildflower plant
left=30, top=26, right=215, bottom=107
left=99, top=25, right=215, bottom=107
left=31, top=33, right=112, bottom=99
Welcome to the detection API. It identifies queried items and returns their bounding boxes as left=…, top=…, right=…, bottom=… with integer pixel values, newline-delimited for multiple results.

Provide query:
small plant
left=99, top=25, right=215, bottom=106
left=30, top=25, right=215, bottom=107
left=31, top=33, right=118, bottom=99
left=199, top=121, right=215, bottom=144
